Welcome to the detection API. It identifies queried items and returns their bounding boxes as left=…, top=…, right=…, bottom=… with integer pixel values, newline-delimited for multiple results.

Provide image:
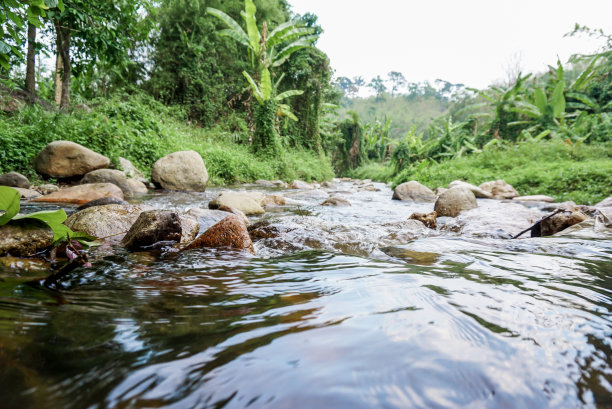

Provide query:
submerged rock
left=262, top=194, right=286, bottom=207
left=209, top=191, right=265, bottom=215
left=538, top=206, right=588, bottom=237
left=34, top=140, right=110, bottom=178
left=392, top=181, right=436, bottom=202
left=321, top=195, right=351, bottom=207
left=152, top=150, right=208, bottom=192
left=290, top=180, right=314, bottom=190
left=186, top=208, right=234, bottom=234
left=185, top=214, right=254, bottom=254
left=64, top=204, right=153, bottom=240
left=33, top=183, right=124, bottom=205
left=81, top=169, right=133, bottom=197
left=479, top=179, right=519, bottom=200
left=0, top=223, right=53, bottom=257
left=434, top=188, right=477, bottom=217
left=409, top=211, right=437, bottom=229
left=0, top=172, right=30, bottom=188
left=448, top=180, right=492, bottom=198
left=121, top=210, right=182, bottom=250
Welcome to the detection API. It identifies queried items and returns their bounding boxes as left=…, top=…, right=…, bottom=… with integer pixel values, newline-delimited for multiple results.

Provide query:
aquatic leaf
left=0, top=186, right=20, bottom=226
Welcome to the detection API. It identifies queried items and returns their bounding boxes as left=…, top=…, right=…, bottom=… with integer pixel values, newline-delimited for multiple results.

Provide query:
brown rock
left=64, top=204, right=153, bottom=240
left=81, top=169, right=133, bottom=197
left=321, top=196, right=351, bottom=207
left=434, top=188, right=478, bottom=217
left=290, top=180, right=314, bottom=190
left=539, top=207, right=589, bottom=237
left=0, top=172, right=30, bottom=188
left=121, top=210, right=182, bottom=250
left=34, top=141, right=110, bottom=178
left=262, top=194, right=286, bottom=207
left=209, top=192, right=264, bottom=215
left=409, top=211, right=438, bottom=229
left=33, top=183, right=123, bottom=205
left=392, top=181, right=436, bottom=202
left=185, top=214, right=254, bottom=254
left=75, top=196, right=129, bottom=211
left=0, top=223, right=53, bottom=257
left=479, top=180, right=519, bottom=200
left=448, top=180, right=492, bottom=198
left=151, top=150, right=208, bottom=191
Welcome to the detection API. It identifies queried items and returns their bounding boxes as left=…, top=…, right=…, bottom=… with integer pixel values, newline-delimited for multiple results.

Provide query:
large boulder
left=479, top=179, right=519, bottom=200
left=119, top=157, right=145, bottom=180
left=0, top=223, right=53, bottom=257
left=151, top=150, right=208, bottom=191
left=64, top=204, right=153, bottom=240
left=434, top=187, right=478, bottom=217
left=448, top=180, right=492, bottom=199
left=290, top=180, right=314, bottom=190
left=33, top=183, right=123, bottom=205
left=596, top=196, right=612, bottom=209
left=14, top=188, right=41, bottom=200
left=392, top=181, right=436, bottom=202
left=208, top=191, right=265, bottom=215
left=126, top=178, right=148, bottom=196
left=34, top=141, right=110, bottom=178
left=81, top=169, right=133, bottom=197
left=121, top=210, right=182, bottom=250
left=185, top=214, right=254, bottom=254
left=0, top=172, right=30, bottom=188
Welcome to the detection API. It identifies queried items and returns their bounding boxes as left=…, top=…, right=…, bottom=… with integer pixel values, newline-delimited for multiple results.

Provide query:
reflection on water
left=1, top=181, right=611, bottom=408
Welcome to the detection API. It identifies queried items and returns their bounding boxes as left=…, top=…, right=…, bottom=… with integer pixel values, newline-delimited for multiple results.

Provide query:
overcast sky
left=288, top=0, right=611, bottom=89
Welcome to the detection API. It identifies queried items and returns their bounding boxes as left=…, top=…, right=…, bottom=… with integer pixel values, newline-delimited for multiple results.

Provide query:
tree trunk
left=54, top=20, right=71, bottom=108
left=25, top=23, right=36, bottom=99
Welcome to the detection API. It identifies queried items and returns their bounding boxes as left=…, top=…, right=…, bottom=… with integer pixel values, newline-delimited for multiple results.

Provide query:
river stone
left=262, top=194, right=286, bottom=207
left=185, top=214, right=254, bottom=254
left=121, top=210, right=182, bottom=250
left=14, top=188, right=41, bottom=200
left=208, top=192, right=265, bottom=215
left=33, top=183, right=123, bottom=205
left=272, top=180, right=288, bottom=188
left=321, top=195, right=351, bottom=207
left=434, top=188, right=478, bottom=217
left=0, top=172, right=30, bottom=188
left=217, top=205, right=250, bottom=226
left=479, top=179, right=519, bottom=200
left=392, top=181, right=436, bottom=202
left=76, top=196, right=129, bottom=212
left=152, top=150, right=208, bottom=192
left=290, top=180, right=314, bottom=190
left=64, top=204, right=154, bottom=240
left=513, top=195, right=555, bottom=203
left=255, top=179, right=275, bottom=187
left=180, top=216, right=200, bottom=243
left=127, top=178, right=148, bottom=196
left=37, top=184, right=59, bottom=194
left=0, top=223, right=53, bottom=257
left=596, top=196, right=612, bottom=209
left=409, top=211, right=437, bottom=229
left=81, top=169, right=133, bottom=197
left=34, top=140, right=110, bottom=178
left=539, top=206, right=589, bottom=237
left=186, top=208, right=234, bottom=234
left=119, top=157, right=145, bottom=180
left=448, top=180, right=492, bottom=199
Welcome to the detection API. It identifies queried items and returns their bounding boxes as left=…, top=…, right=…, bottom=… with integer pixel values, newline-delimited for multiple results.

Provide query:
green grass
left=351, top=139, right=612, bottom=204
left=0, top=93, right=334, bottom=185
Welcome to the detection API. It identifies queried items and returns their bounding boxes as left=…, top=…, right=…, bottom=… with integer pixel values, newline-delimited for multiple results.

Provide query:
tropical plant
left=363, top=116, right=393, bottom=162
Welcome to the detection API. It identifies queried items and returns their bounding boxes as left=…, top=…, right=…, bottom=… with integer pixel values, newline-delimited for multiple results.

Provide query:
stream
left=1, top=180, right=611, bottom=408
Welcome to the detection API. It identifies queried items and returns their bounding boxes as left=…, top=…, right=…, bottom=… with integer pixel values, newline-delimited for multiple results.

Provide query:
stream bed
left=1, top=180, right=611, bottom=408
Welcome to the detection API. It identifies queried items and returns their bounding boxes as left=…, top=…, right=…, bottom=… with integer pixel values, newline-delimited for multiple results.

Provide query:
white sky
left=288, top=0, right=612, bottom=89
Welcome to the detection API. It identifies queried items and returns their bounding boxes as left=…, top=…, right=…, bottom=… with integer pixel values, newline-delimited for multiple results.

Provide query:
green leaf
left=551, top=80, right=565, bottom=118
left=271, top=39, right=311, bottom=67
left=260, top=67, right=272, bottom=101
left=274, top=89, right=303, bottom=101
left=242, top=0, right=260, bottom=55
left=533, top=88, right=547, bottom=115
left=218, top=28, right=251, bottom=49
left=206, top=7, right=250, bottom=48
left=571, top=55, right=600, bottom=91
left=277, top=103, right=298, bottom=121
left=0, top=40, right=10, bottom=55
left=13, top=209, right=69, bottom=243
left=242, top=71, right=263, bottom=105
left=0, top=186, right=21, bottom=226
left=566, top=92, right=598, bottom=110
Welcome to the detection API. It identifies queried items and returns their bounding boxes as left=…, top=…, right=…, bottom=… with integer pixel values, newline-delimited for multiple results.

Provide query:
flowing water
left=1, top=181, right=611, bottom=409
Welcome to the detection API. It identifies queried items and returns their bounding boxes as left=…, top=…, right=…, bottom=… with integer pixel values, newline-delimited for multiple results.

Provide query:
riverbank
left=349, top=139, right=612, bottom=205
left=0, top=94, right=334, bottom=185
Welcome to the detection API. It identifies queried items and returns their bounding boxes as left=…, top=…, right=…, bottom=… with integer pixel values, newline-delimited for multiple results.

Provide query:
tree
left=368, top=75, right=386, bottom=99
left=387, top=71, right=406, bottom=96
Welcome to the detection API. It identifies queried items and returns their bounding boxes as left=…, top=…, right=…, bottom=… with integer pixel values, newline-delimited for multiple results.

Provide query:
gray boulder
left=121, top=210, right=182, bottom=250
left=392, top=181, right=436, bottom=202
left=81, top=169, right=133, bottom=197
left=64, top=204, right=154, bottom=240
left=126, top=178, right=148, bottom=196
left=479, top=179, right=519, bottom=200
left=208, top=191, right=265, bottom=215
left=34, top=140, right=110, bottom=178
left=434, top=187, right=478, bottom=217
left=0, top=172, right=30, bottom=188
left=152, top=150, right=208, bottom=191
left=448, top=180, right=492, bottom=199
left=0, top=223, right=53, bottom=257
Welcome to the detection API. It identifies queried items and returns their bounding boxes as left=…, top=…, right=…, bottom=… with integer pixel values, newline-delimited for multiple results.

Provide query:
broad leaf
left=207, top=7, right=250, bottom=48
left=243, top=0, right=260, bottom=55
left=0, top=186, right=20, bottom=226
left=274, top=89, right=303, bottom=101
left=551, top=80, right=565, bottom=118
left=566, top=92, right=599, bottom=110
left=242, top=71, right=263, bottom=105
left=260, top=67, right=272, bottom=101
left=218, top=28, right=251, bottom=49
left=277, top=104, right=298, bottom=121
left=533, top=88, right=547, bottom=115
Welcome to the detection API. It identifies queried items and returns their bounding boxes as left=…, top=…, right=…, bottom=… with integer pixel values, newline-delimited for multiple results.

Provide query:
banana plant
left=243, top=67, right=303, bottom=117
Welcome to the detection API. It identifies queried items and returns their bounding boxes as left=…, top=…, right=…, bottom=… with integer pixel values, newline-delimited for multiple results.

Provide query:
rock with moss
left=34, top=140, right=110, bottom=178
left=0, top=223, right=53, bottom=257
left=121, top=210, right=182, bottom=250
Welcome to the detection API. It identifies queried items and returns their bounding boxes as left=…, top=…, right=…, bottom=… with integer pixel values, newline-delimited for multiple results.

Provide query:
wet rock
left=392, top=181, right=436, bottom=202
left=209, top=191, right=264, bottom=215
left=180, top=216, right=200, bottom=243
left=0, top=172, right=30, bottom=188
left=434, top=188, right=477, bottom=217
left=185, top=208, right=234, bottom=233
left=290, top=180, right=314, bottom=190
left=321, top=195, right=351, bottom=207
left=126, top=178, right=148, bottom=196
left=409, top=211, right=437, bottom=229
left=448, top=180, right=492, bottom=199
left=34, top=140, right=110, bottom=178
left=553, top=211, right=612, bottom=239
left=435, top=187, right=448, bottom=196
left=64, top=204, right=153, bottom=240
left=321, top=181, right=335, bottom=188
left=14, top=188, right=41, bottom=200
left=118, top=157, right=147, bottom=182
left=479, top=179, right=519, bottom=200
left=539, top=206, right=588, bottom=237
left=255, top=179, right=275, bottom=187
left=75, top=196, right=129, bottom=211
left=185, top=214, right=254, bottom=254
left=33, top=183, right=123, bottom=205
left=37, top=184, right=59, bottom=194
left=272, top=180, right=288, bottom=188
left=381, top=247, right=440, bottom=265
left=121, top=210, right=182, bottom=250
left=0, top=223, right=53, bottom=256
left=262, top=194, right=286, bottom=207
left=81, top=169, right=133, bottom=197
left=152, top=150, right=208, bottom=192
left=361, top=184, right=379, bottom=192
left=596, top=196, right=612, bottom=209
left=513, top=195, right=555, bottom=203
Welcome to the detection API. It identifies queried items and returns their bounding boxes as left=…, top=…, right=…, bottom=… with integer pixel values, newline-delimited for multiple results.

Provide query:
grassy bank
left=0, top=94, right=334, bottom=185
left=349, top=139, right=612, bottom=204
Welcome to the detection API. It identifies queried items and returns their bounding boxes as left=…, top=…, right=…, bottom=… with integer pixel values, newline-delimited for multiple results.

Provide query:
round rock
left=392, top=181, right=436, bottom=202
left=434, top=187, right=478, bottom=217
left=34, top=140, right=110, bottom=178
left=81, top=169, right=133, bottom=197
left=0, top=172, right=30, bottom=188
left=152, top=150, right=208, bottom=192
